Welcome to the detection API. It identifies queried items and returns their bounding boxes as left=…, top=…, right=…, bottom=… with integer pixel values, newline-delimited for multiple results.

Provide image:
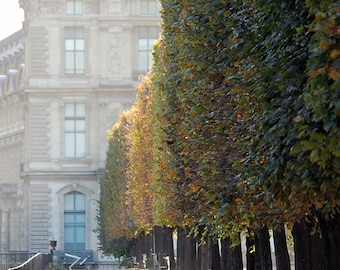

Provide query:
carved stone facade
left=0, top=0, right=161, bottom=267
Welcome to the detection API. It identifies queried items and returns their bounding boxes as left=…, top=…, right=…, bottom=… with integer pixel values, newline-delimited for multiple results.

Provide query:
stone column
left=1, top=209, right=10, bottom=252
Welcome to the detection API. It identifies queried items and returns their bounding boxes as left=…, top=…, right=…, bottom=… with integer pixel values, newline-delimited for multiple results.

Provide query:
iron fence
left=7, top=252, right=52, bottom=270
left=0, top=252, right=36, bottom=270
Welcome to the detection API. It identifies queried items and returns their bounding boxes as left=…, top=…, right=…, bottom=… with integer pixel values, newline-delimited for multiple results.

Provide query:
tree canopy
left=98, top=0, right=340, bottom=267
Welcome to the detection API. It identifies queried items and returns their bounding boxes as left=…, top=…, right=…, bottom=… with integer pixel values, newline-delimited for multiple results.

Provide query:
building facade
left=0, top=0, right=160, bottom=266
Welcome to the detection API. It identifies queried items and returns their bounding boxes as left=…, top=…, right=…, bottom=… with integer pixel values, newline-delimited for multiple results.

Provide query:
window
left=140, top=0, right=157, bottom=15
left=138, top=26, right=158, bottom=72
left=65, top=27, right=85, bottom=75
left=64, top=192, right=86, bottom=250
left=66, top=1, right=83, bottom=16
left=64, top=103, right=86, bottom=158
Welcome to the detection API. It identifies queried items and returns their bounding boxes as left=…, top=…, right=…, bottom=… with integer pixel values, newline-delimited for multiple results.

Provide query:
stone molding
left=19, top=0, right=100, bottom=18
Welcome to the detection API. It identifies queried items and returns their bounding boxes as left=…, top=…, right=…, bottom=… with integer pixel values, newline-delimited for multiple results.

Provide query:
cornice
left=19, top=0, right=100, bottom=19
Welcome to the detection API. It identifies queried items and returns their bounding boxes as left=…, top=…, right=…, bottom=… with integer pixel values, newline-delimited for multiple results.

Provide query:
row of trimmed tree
left=97, top=0, right=340, bottom=269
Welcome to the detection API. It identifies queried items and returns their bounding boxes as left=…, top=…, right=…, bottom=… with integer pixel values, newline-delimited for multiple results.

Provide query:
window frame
left=64, top=191, right=86, bottom=251
left=66, top=0, right=83, bottom=16
left=140, top=0, right=157, bottom=15
left=64, top=27, right=85, bottom=75
left=64, top=103, right=86, bottom=159
left=136, top=26, right=159, bottom=74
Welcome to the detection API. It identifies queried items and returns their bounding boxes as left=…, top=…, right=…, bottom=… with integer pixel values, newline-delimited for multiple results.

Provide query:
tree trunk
left=166, top=227, right=176, bottom=270
left=178, top=227, right=196, bottom=270
left=246, top=231, right=256, bottom=270
left=138, top=232, right=146, bottom=267
left=292, top=221, right=310, bottom=270
left=177, top=227, right=184, bottom=270
left=273, top=226, right=291, bottom=270
left=226, top=237, right=233, bottom=270
left=232, top=233, right=243, bottom=270
left=211, top=239, right=221, bottom=270
left=317, top=211, right=340, bottom=270
left=220, top=236, right=242, bottom=270
left=199, top=240, right=209, bottom=270
left=221, top=238, right=232, bottom=270
left=154, top=226, right=166, bottom=268
left=256, top=226, right=272, bottom=270
left=308, top=225, right=324, bottom=270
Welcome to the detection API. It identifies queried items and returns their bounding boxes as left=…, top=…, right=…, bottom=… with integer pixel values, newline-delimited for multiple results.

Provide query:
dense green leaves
left=98, top=0, right=340, bottom=257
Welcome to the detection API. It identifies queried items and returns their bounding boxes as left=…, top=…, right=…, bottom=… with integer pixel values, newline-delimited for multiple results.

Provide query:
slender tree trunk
left=254, top=231, right=262, bottom=270
left=232, top=233, right=243, bottom=270
left=292, top=221, right=310, bottom=270
left=196, top=241, right=201, bottom=270
left=308, top=225, right=324, bottom=270
left=177, top=227, right=184, bottom=270
left=211, top=239, right=221, bottom=270
left=155, top=226, right=166, bottom=268
left=220, top=236, right=242, bottom=270
left=137, top=232, right=147, bottom=267
left=227, top=237, right=234, bottom=270
left=128, top=238, right=138, bottom=263
left=256, top=226, right=272, bottom=270
left=166, top=227, right=176, bottom=270
left=246, top=232, right=256, bottom=270
left=178, top=227, right=196, bottom=270
left=273, top=226, right=291, bottom=270
left=331, top=213, right=340, bottom=270
left=246, top=231, right=256, bottom=270
left=200, top=240, right=209, bottom=270
left=317, top=211, right=340, bottom=270
left=221, top=238, right=232, bottom=270
left=189, top=229, right=197, bottom=270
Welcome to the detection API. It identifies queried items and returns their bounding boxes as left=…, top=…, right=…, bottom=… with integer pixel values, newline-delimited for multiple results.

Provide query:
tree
left=97, top=111, right=136, bottom=255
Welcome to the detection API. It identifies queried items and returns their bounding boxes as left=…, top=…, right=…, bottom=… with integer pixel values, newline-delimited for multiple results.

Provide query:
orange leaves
left=234, top=198, right=243, bottom=205
left=308, top=70, right=319, bottom=77
left=316, top=201, right=323, bottom=209
left=319, top=39, right=332, bottom=50
left=189, top=183, right=201, bottom=193
left=125, top=75, right=156, bottom=232
left=330, top=49, right=340, bottom=59
left=329, top=67, right=340, bottom=80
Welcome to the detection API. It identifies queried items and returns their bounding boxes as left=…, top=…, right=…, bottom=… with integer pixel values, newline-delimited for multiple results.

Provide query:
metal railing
left=7, top=252, right=52, bottom=270
left=0, top=252, right=36, bottom=270
left=53, top=250, right=94, bottom=269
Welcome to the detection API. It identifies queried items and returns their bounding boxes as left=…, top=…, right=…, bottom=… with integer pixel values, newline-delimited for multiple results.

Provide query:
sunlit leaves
left=99, top=0, right=340, bottom=255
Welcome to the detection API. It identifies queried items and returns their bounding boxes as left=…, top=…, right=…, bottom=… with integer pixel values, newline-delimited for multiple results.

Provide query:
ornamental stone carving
left=19, top=0, right=64, bottom=18
left=108, top=33, right=123, bottom=75
left=85, top=1, right=100, bottom=14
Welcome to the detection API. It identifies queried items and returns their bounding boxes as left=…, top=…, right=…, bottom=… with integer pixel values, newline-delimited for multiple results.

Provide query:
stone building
left=0, top=0, right=160, bottom=267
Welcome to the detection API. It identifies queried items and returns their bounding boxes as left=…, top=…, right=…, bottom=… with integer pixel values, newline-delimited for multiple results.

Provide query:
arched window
left=64, top=192, right=86, bottom=250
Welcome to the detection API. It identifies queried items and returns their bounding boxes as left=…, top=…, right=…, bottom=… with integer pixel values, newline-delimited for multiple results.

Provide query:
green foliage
left=96, top=111, right=136, bottom=254
left=120, top=257, right=134, bottom=267
left=98, top=0, right=340, bottom=255
left=146, top=258, right=154, bottom=268
left=242, top=0, right=313, bottom=226
left=48, top=263, right=62, bottom=270
left=293, top=0, right=340, bottom=217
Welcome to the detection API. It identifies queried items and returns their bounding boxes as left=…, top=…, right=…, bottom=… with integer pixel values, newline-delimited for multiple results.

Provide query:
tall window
left=138, top=26, right=158, bottom=72
left=64, top=192, right=86, bottom=250
left=140, top=0, right=157, bottom=15
left=65, top=27, right=85, bottom=75
left=64, top=103, right=86, bottom=158
left=66, top=1, right=83, bottom=16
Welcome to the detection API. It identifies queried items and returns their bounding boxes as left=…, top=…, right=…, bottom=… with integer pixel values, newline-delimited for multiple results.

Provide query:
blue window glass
left=65, top=28, right=85, bottom=75
left=64, top=192, right=86, bottom=250
left=64, top=103, right=86, bottom=158
left=138, top=27, right=158, bottom=72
